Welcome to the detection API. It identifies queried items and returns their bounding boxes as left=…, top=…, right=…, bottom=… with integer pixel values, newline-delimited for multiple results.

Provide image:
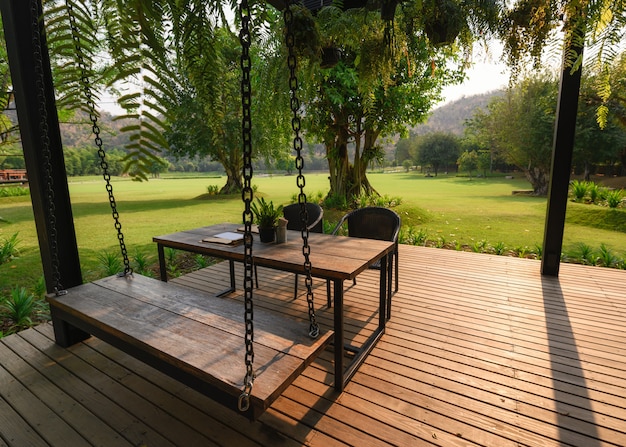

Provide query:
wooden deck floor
left=1, top=245, right=625, bottom=446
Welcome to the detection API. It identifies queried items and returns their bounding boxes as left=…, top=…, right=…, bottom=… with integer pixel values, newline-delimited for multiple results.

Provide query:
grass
left=1, top=172, right=626, bottom=296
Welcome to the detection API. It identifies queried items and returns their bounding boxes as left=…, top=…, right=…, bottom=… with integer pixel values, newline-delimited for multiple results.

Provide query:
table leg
left=337, top=255, right=388, bottom=391
left=215, top=260, right=237, bottom=297
left=333, top=279, right=344, bottom=392
left=157, top=244, right=167, bottom=282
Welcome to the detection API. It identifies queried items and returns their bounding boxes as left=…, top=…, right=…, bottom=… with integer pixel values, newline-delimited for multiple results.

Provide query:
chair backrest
left=337, top=207, right=400, bottom=242
left=282, top=202, right=324, bottom=233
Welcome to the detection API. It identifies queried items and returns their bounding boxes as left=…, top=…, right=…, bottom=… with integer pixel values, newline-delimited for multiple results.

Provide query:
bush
left=1, top=287, right=35, bottom=332
left=0, top=232, right=20, bottom=264
left=605, top=189, right=624, bottom=208
left=570, top=180, right=589, bottom=202
left=206, top=184, right=220, bottom=195
left=0, top=186, right=30, bottom=198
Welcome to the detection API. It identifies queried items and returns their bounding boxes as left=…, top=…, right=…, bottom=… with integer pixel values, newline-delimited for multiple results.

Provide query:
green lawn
left=1, top=171, right=625, bottom=294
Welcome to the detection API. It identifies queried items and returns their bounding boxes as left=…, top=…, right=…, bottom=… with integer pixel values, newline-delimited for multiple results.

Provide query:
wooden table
left=153, top=223, right=395, bottom=392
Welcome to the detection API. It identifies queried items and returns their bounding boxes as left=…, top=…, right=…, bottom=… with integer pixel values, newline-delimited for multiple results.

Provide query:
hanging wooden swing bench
left=48, top=274, right=333, bottom=420
left=39, top=0, right=333, bottom=420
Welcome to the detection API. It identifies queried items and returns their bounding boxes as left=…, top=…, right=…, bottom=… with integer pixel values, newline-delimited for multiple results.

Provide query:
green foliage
left=251, top=198, right=284, bottom=228
left=1, top=287, right=35, bottom=332
left=0, top=232, right=20, bottom=264
left=353, top=193, right=402, bottom=209
left=597, top=243, right=619, bottom=268
left=0, top=187, right=30, bottom=198
left=568, top=242, right=598, bottom=265
left=417, top=133, right=461, bottom=177
left=491, top=241, right=507, bottom=255
left=570, top=180, right=590, bottom=202
left=588, top=182, right=602, bottom=204
left=566, top=203, right=626, bottom=233
left=605, top=189, right=624, bottom=208
left=33, top=276, right=47, bottom=299
left=206, top=185, right=220, bottom=196
left=472, top=239, right=488, bottom=253
left=399, top=226, right=428, bottom=246
left=457, top=150, right=479, bottom=179
left=323, top=193, right=349, bottom=211
left=132, top=250, right=153, bottom=277
left=97, top=251, right=123, bottom=276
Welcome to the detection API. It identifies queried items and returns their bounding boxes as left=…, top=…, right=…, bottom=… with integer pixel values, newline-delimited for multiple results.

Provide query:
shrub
left=569, top=242, right=598, bottom=265
left=399, top=226, right=428, bottom=246
left=132, top=250, right=154, bottom=277
left=491, top=241, right=507, bottom=255
left=33, top=276, right=47, bottom=299
left=206, top=185, right=220, bottom=195
left=0, top=232, right=20, bottom=264
left=1, top=287, right=35, bottom=332
left=605, top=189, right=624, bottom=208
left=0, top=186, right=30, bottom=198
left=570, top=180, right=589, bottom=202
left=97, top=251, right=123, bottom=276
left=588, top=182, right=601, bottom=204
left=597, top=243, right=619, bottom=268
left=471, top=239, right=487, bottom=253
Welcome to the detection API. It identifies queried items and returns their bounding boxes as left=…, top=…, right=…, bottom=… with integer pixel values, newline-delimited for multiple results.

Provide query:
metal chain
left=30, top=0, right=65, bottom=295
left=283, top=2, right=319, bottom=339
left=66, top=1, right=132, bottom=276
left=238, top=0, right=255, bottom=413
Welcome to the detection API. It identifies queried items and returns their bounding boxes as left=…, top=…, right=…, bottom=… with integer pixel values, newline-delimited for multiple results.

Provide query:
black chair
left=326, top=207, right=400, bottom=319
left=282, top=202, right=324, bottom=301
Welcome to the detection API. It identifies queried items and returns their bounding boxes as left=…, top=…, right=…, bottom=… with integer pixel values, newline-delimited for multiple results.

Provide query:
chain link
left=66, top=1, right=132, bottom=276
left=238, top=0, right=256, bottom=413
left=283, top=2, right=319, bottom=339
left=30, top=0, right=65, bottom=295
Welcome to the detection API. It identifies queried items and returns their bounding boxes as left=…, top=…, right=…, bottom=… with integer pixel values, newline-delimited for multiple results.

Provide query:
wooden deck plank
left=1, top=245, right=625, bottom=446
left=0, top=340, right=131, bottom=447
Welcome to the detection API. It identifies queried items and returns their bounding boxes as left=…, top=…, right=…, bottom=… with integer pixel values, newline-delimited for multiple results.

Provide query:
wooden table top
left=153, top=223, right=395, bottom=281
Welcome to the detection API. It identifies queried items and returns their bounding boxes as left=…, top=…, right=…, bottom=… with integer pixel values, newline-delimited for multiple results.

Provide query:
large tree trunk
left=526, top=166, right=550, bottom=196
left=219, top=151, right=243, bottom=194
left=326, top=121, right=379, bottom=203
left=220, top=168, right=242, bottom=194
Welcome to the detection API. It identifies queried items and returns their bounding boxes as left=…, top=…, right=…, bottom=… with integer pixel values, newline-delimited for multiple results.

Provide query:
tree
left=467, top=74, right=558, bottom=195
left=416, top=132, right=461, bottom=176
left=457, top=150, right=478, bottom=179
left=295, top=2, right=502, bottom=203
left=573, top=56, right=626, bottom=178
left=31, top=0, right=626, bottom=189
left=477, top=150, right=491, bottom=178
left=395, top=137, right=416, bottom=167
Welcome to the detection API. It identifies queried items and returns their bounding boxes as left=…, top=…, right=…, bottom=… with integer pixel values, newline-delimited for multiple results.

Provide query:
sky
left=437, top=59, right=510, bottom=106
left=98, top=43, right=512, bottom=115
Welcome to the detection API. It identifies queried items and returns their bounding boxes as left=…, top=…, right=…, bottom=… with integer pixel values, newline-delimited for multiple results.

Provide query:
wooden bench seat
left=46, top=273, right=333, bottom=420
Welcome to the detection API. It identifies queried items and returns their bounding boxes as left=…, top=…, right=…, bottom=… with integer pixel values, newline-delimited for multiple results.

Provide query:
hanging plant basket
left=320, top=47, right=341, bottom=69
left=380, top=0, right=398, bottom=21
left=423, top=0, right=464, bottom=46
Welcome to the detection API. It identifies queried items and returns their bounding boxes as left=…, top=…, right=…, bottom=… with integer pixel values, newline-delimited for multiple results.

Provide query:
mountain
left=412, top=90, right=504, bottom=136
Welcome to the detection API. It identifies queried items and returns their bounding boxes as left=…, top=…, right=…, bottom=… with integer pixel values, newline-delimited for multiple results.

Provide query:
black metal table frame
left=154, top=228, right=391, bottom=392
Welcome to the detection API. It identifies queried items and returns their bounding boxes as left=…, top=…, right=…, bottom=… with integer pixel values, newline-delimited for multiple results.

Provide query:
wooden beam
left=0, top=0, right=83, bottom=291
left=541, top=18, right=584, bottom=277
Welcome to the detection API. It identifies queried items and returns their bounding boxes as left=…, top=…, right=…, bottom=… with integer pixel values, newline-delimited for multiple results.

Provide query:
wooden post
left=541, top=16, right=584, bottom=277
left=2, top=0, right=88, bottom=344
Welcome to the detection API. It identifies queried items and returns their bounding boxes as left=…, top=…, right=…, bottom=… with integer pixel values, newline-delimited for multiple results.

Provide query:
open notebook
left=201, top=231, right=244, bottom=245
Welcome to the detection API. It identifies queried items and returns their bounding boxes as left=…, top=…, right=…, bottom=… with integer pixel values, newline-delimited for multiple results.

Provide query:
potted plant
left=251, top=198, right=284, bottom=243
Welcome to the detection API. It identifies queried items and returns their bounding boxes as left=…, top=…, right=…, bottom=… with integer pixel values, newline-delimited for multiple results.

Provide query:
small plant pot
left=258, top=227, right=276, bottom=243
